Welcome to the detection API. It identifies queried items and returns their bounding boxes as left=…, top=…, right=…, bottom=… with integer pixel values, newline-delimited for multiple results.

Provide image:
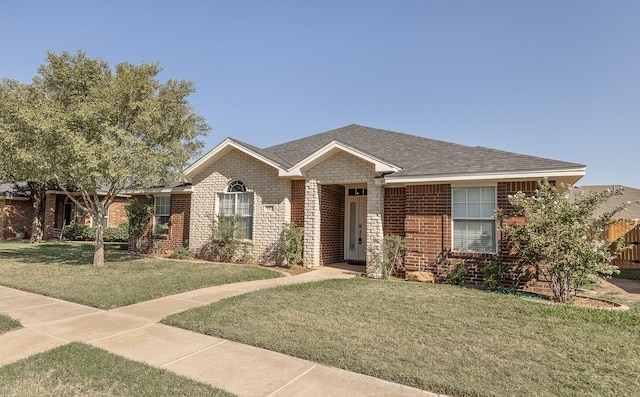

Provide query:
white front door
left=345, top=188, right=367, bottom=263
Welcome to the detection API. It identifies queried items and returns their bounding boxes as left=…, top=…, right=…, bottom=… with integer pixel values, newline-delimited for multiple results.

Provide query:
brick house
left=0, top=183, right=33, bottom=239
left=185, top=124, right=586, bottom=280
left=40, top=184, right=191, bottom=253
left=0, top=180, right=189, bottom=252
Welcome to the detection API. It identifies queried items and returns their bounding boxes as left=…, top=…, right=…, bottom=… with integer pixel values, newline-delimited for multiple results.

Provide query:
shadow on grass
left=0, top=242, right=139, bottom=266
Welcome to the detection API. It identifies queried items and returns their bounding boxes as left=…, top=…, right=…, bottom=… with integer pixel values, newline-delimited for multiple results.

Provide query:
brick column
left=303, top=178, right=321, bottom=268
left=366, top=182, right=384, bottom=277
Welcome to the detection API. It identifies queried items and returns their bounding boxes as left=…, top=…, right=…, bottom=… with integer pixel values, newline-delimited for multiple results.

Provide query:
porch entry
left=345, top=187, right=367, bottom=264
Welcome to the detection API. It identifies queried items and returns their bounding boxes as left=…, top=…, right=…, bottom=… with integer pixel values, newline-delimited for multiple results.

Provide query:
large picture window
left=452, top=186, right=496, bottom=253
left=154, top=196, right=170, bottom=236
left=218, top=181, right=253, bottom=239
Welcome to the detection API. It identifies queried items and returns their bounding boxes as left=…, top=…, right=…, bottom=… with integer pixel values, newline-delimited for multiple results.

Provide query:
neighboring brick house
left=0, top=183, right=189, bottom=253
left=185, top=124, right=586, bottom=280
left=0, top=183, right=33, bottom=239
left=40, top=184, right=192, bottom=252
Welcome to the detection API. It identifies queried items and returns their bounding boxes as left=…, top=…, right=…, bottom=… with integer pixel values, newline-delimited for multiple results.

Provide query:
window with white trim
left=154, top=196, right=170, bottom=236
left=452, top=186, right=496, bottom=253
left=218, top=181, right=253, bottom=239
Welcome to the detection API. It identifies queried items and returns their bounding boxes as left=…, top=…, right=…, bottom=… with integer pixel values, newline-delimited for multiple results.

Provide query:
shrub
left=63, top=223, right=93, bottom=241
left=200, top=215, right=252, bottom=262
left=482, top=261, right=509, bottom=291
left=380, top=234, right=406, bottom=279
left=446, top=262, right=467, bottom=286
left=103, top=223, right=129, bottom=242
left=278, top=223, right=303, bottom=268
left=497, top=179, right=626, bottom=303
left=170, top=247, right=193, bottom=259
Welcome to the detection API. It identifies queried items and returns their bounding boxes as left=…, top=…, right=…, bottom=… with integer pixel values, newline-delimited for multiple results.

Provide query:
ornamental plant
left=497, top=179, right=626, bottom=303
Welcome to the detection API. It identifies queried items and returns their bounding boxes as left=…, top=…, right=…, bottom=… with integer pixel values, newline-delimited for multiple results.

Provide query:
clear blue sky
left=2, top=1, right=638, bottom=187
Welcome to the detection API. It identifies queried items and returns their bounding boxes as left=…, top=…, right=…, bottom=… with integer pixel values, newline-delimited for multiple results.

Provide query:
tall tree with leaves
left=0, top=79, right=57, bottom=242
left=0, top=50, right=209, bottom=266
left=497, top=179, right=626, bottom=303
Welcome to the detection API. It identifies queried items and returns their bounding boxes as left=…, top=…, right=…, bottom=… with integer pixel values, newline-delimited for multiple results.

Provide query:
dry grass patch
left=164, top=278, right=640, bottom=397
left=0, top=242, right=282, bottom=309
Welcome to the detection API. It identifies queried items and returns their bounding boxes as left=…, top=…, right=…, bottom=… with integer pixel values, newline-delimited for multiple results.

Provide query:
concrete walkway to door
left=0, top=266, right=446, bottom=397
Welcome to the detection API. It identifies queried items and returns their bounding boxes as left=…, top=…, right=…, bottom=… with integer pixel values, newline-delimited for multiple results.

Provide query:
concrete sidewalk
left=0, top=266, right=444, bottom=397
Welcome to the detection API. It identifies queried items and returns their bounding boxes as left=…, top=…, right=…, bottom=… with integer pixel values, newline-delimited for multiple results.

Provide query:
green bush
left=170, top=247, right=193, bottom=259
left=482, top=261, right=509, bottom=291
left=446, top=262, right=467, bottom=286
left=278, top=223, right=303, bottom=268
left=63, top=223, right=93, bottom=241
left=103, top=223, right=129, bottom=242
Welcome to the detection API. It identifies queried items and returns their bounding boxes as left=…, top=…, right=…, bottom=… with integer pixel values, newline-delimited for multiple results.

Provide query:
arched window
left=228, top=181, right=246, bottom=193
left=218, top=181, right=253, bottom=239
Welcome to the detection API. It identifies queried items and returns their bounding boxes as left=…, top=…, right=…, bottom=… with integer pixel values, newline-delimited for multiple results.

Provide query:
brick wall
left=0, top=198, right=34, bottom=239
left=404, top=184, right=451, bottom=271
left=189, top=148, right=291, bottom=263
left=108, top=198, right=129, bottom=227
left=390, top=180, right=548, bottom=290
left=320, top=184, right=344, bottom=265
left=383, top=187, right=406, bottom=236
left=128, top=194, right=191, bottom=253
left=291, top=180, right=305, bottom=228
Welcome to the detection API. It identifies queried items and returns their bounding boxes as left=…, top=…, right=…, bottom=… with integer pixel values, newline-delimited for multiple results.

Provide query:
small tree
left=497, top=179, right=626, bottom=303
left=125, top=199, right=153, bottom=253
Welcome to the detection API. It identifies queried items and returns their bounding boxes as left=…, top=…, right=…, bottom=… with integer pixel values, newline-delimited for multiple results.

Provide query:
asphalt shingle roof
left=262, top=124, right=584, bottom=177
left=574, top=185, right=640, bottom=220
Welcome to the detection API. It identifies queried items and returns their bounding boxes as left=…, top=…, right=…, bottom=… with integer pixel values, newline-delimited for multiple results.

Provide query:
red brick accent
left=404, top=184, right=452, bottom=271
left=384, top=187, right=405, bottom=236
left=166, top=194, right=191, bottom=251
left=130, top=194, right=191, bottom=253
left=0, top=198, right=34, bottom=239
left=291, top=180, right=305, bottom=228
left=320, top=184, right=344, bottom=265
left=108, top=198, right=129, bottom=227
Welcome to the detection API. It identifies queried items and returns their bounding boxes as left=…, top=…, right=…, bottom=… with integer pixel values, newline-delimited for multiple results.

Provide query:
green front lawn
left=163, top=278, right=640, bottom=397
left=0, top=314, right=21, bottom=334
left=0, top=242, right=281, bottom=309
left=0, top=342, right=235, bottom=397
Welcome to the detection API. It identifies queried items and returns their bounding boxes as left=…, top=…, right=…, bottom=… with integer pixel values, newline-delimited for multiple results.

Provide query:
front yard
left=0, top=242, right=282, bottom=309
left=164, top=278, right=640, bottom=397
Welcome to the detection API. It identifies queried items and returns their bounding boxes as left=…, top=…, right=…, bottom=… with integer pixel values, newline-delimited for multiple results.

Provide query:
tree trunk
left=93, top=220, right=105, bottom=267
left=29, top=185, right=46, bottom=243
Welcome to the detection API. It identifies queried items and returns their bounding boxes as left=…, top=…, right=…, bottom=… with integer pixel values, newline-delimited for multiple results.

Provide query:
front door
left=345, top=188, right=367, bottom=263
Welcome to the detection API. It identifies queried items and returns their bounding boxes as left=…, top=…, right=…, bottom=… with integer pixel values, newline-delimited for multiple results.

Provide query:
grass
left=0, top=242, right=282, bottom=309
left=0, top=314, right=21, bottom=334
left=0, top=342, right=235, bottom=397
left=616, top=269, right=640, bottom=280
left=163, top=278, right=640, bottom=397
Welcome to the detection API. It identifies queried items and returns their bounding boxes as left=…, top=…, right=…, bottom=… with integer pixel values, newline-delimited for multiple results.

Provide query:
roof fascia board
left=0, top=195, right=30, bottom=201
left=185, top=138, right=285, bottom=177
left=123, top=185, right=194, bottom=195
left=382, top=167, right=587, bottom=185
left=279, top=140, right=400, bottom=177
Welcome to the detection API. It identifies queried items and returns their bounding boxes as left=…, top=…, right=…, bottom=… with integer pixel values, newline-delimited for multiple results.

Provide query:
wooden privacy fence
left=607, top=221, right=640, bottom=269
